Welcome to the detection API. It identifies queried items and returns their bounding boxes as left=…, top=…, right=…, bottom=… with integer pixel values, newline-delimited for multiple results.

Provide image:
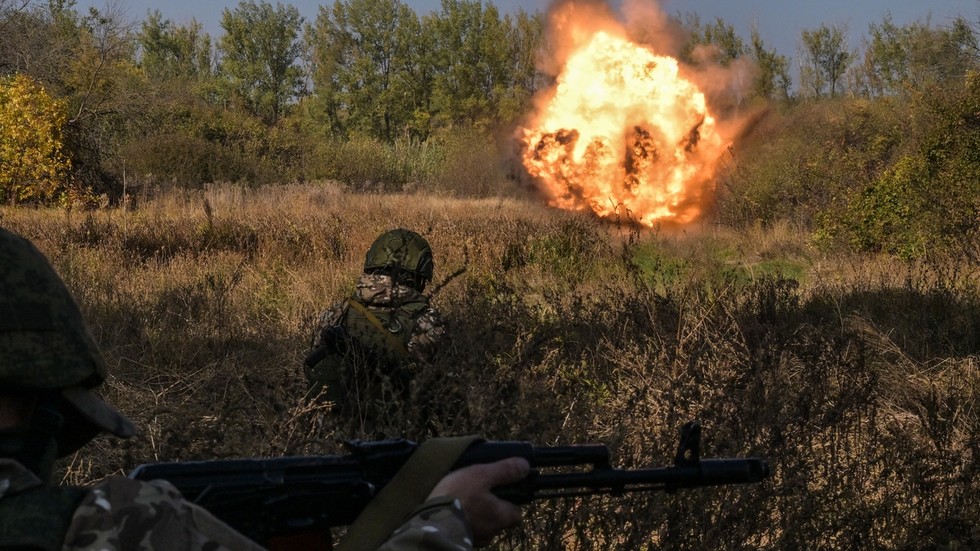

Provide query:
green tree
left=138, top=10, right=213, bottom=82
left=0, top=1, right=155, bottom=196
left=501, top=9, right=544, bottom=120
left=308, top=0, right=419, bottom=141
left=799, top=23, right=852, bottom=98
left=0, top=73, right=71, bottom=204
left=681, top=16, right=792, bottom=104
left=303, top=3, right=344, bottom=136
left=750, top=27, right=791, bottom=100
left=852, top=15, right=979, bottom=97
left=399, top=11, right=438, bottom=139
left=682, top=14, right=748, bottom=66
left=0, top=0, right=83, bottom=89
left=218, top=0, right=304, bottom=124
left=815, top=72, right=980, bottom=258
left=429, top=0, right=516, bottom=129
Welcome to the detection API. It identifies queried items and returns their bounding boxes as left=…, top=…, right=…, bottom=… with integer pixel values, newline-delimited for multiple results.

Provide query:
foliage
left=750, top=27, right=791, bottom=100
left=1, top=2, right=978, bottom=263
left=816, top=73, right=980, bottom=258
left=429, top=0, right=514, bottom=129
left=0, top=73, right=71, bottom=204
left=0, top=0, right=82, bottom=86
left=680, top=15, right=791, bottom=104
left=306, top=0, right=542, bottom=142
left=138, top=10, right=214, bottom=83
left=307, top=0, right=422, bottom=141
left=218, top=0, right=305, bottom=124
left=799, top=23, right=852, bottom=98
left=680, top=14, right=748, bottom=66
left=308, top=134, right=411, bottom=189
left=850, top=15, right=979, bottom=97
left=121, top=106, right=307, bottom=188
left=716, top=98, right=904, bottom=227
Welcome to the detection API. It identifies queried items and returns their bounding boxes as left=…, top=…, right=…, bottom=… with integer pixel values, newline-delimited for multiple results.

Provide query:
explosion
left=521, top=3, right=731, bottom=227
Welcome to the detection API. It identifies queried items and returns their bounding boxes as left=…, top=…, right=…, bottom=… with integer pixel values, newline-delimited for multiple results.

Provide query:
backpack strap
left=347, top=299, right=411, bottom=361
left=336, top=436, right=482, bottom=551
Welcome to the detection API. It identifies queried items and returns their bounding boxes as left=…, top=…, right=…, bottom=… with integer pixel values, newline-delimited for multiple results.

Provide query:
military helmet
left=0, top=229, right=135, bottom=456
left=363, top=229, right=434, bottom=284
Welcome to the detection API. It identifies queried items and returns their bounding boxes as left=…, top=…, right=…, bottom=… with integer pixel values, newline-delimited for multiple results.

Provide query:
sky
left=75, top=0, right=979, bottom=65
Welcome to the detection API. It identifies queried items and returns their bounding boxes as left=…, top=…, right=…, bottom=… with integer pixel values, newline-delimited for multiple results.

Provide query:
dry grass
left=2, top=183, right=977, bottom=550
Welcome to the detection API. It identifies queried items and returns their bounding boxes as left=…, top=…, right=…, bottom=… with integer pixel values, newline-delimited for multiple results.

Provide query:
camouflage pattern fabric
left=0, top=228, right=134, bottom=455
left=363, top=229, right=434, bottom=283
left=0, top=459, right=86, bottom=551
left=62, top=474, right=265, bottom=551
left=2, top=458, right=261, bottom=551
left=378, top=497, right=474, bottom=551
left=314, top=273, right=446, bottom=363
left=0, top=228, right=106, bottom=391
left=308, top=272, right=446, bottom=434
left=3, top=458, right=476, bottom=551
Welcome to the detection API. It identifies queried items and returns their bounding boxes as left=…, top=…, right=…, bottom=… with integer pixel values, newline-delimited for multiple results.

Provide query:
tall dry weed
left=1, top=184, right=976, bottom=550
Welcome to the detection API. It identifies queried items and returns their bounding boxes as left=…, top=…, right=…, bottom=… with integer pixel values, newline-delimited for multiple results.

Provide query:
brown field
left=2, top=183, right=977, bottom=550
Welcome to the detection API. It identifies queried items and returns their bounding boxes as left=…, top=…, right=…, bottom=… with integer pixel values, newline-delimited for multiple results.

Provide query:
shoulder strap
left=347, top=299, right=411, bottom=361
left=336, top=436, right=482, bottom=551
left=0, top=484, right=88, bottom=551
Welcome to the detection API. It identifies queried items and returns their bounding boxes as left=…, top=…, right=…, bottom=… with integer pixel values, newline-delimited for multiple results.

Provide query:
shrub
left=122, top=134, right=255, bottom=189
left=815, top=75, right=980, bottom=258
left=0, top=74, right=72, bottom=204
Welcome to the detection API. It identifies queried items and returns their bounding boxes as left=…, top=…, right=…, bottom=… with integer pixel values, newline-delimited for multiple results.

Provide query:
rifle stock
left=128, top=422, right=769, bottom=546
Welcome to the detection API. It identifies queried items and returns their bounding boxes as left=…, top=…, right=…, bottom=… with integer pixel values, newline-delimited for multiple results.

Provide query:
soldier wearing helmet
left=0, top=228, right=264, bottom=550
left=0, top=228, right=525, bottom=550
left=305, top=229, right=447, bottom=429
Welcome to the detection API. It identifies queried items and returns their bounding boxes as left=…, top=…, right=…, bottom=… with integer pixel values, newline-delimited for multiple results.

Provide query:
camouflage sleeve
left=62, top=477, right=265, bottom=551
left=407, top=306, right=447, bottom=363
left=312, top=300, right=348, bottom=349
left=378, top=497, right=474, bottom=551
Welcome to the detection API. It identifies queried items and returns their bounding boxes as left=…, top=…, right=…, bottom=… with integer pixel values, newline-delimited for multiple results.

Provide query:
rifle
left=129, top=422, right=769, bottom=547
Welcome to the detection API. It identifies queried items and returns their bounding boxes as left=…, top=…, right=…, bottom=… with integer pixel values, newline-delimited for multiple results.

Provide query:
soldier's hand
left=428, top=457, right=530, bottom=547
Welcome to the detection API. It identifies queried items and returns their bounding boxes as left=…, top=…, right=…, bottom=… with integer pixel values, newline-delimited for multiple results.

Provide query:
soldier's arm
left=312, top=301, right=348, bottom=349
left=407, top=307, right=447, bottom=363
left=64, top=477, right=266, bottom=551
left=378, top=458, right=528, bottom=550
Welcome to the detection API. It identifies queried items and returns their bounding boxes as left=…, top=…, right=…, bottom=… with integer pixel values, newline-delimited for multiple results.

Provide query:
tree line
left=0, top=0, right=977, bottom=219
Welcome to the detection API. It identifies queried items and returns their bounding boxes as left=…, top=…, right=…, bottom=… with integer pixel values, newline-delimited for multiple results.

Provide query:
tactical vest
left=0, top=484, right=88, bottom=550
left=306, top=297, right=429, bottom=407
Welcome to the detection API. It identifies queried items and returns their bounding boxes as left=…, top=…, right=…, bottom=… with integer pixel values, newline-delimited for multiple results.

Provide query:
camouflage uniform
left=310, top=273, right=446, bottom=435
left=306, top=230, right=447, bottom=432
left=0, top=458, right=262, bottom=551
left=2, top=458, right=476, bottom=550
left=313, top=272, right=447, bottom=364
left=381, top=498, right=475, bottom=550
left=0, top=228, right=474, bottom=551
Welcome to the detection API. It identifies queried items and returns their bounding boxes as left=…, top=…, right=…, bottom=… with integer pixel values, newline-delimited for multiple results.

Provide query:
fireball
left=521, top=26, right=729, bottom=226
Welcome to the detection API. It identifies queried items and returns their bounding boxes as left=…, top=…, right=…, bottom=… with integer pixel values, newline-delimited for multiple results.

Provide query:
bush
left=717, top=98, right=906, bottom=228
left=308, top=135, right=410, bottom=190
left=815, top=76, right=980, bottom=258
left=122, top=134, right=255, bottom=189
left=0, top=74, right=72, bottom=204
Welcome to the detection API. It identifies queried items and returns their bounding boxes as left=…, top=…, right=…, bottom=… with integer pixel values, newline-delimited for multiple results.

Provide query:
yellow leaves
left=0, top=73, right=72, bottom=204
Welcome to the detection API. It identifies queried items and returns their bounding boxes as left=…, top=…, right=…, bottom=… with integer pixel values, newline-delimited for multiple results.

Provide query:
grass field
left=2, top=183, right=977, bottom=550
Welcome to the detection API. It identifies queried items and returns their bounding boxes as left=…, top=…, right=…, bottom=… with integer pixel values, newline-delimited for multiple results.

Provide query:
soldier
left=305, top=229, right=446, bottom=431
left=0, top=228, right=525, bottom=550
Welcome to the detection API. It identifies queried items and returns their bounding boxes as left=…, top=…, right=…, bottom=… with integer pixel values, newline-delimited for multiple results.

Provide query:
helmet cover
left=363, top=229, right=434, bottom=282
left=0, top=229, right=134, bottom=453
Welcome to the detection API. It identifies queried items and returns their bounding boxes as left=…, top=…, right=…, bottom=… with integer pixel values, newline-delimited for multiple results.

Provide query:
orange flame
left=521, top=19, right=729, bottom=226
